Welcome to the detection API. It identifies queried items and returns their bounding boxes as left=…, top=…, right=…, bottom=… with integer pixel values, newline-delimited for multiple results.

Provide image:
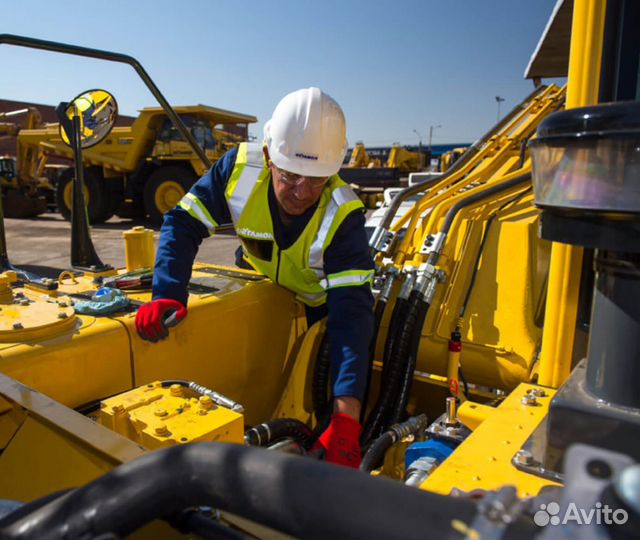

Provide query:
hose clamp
left=370, top=226, right=396, bottom=255
left=420, top=231, right=445, bottom=255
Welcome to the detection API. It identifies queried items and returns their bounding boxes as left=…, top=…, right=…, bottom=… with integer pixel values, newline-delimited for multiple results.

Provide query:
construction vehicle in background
left=341, top=142, right=426, bottom=209
left=1, top=0, right=640, bottom=537
left=17, top=104, right=257, bottom=224
left=439, top=146, right=467, bottom=172
left=0, top=108, right=49, bottom=218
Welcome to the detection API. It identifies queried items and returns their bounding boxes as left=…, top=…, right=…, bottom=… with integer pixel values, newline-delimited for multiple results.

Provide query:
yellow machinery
left=0, top=0, right=640, bottom=536
left=16, top=104, right=257, bottom=224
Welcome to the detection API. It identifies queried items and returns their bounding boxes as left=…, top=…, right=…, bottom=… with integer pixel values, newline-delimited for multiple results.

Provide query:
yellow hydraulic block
left=99, top=381, right=244, bottom=449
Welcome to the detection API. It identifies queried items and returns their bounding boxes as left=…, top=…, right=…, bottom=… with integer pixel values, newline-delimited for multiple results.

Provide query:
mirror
left=59, top=89, right=118, bottom=149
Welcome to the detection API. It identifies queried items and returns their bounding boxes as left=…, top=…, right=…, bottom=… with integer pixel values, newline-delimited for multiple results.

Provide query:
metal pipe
left=537, top=0, right=606, bottom=387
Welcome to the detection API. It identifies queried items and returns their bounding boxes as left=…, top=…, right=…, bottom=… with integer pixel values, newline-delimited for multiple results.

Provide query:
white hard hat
left=264, top=87, right=348, bottom=177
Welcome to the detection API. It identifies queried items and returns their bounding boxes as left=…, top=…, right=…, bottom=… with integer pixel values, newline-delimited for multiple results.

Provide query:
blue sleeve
left=152, top=147, right=238, bottom=305
left=324, top=210, right=375, bottom=401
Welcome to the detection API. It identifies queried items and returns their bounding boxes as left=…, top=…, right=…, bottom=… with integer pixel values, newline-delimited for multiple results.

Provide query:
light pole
left=413, top=129, right=424, bottom=168
left=495, top=96, right=505, bottom=122
left=428, top=124, right=441, bottom=170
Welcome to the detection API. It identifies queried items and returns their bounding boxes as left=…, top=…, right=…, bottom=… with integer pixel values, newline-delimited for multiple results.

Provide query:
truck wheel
left=144, top=166, right=196, bottom=225
left=56, top=167, right=112, bottom=224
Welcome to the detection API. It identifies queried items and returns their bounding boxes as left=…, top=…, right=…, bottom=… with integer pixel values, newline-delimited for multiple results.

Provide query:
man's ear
left=262, top=145, right=271, bottom=166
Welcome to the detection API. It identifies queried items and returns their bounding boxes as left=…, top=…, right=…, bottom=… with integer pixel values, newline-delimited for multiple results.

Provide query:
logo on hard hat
left=294, top=152, right=319, bottom=161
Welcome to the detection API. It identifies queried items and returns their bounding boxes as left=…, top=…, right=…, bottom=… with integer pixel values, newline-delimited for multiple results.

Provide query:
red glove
left=313, top=413, right=362, bottom=468
left=135, top=298, right=187, bottom=342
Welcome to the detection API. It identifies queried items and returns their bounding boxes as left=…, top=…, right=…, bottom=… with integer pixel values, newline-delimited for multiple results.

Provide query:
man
left=135, top=88, right=374, bottom=468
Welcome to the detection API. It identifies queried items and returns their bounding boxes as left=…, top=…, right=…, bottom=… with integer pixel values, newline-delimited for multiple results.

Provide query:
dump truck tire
left=56, top=167, right=113, bottom=224
left=144, top=166, right=196, bottom=225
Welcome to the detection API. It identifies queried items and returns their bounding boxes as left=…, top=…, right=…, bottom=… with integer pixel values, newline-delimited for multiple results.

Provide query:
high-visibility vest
left=181, top=142, right=372, bottom=306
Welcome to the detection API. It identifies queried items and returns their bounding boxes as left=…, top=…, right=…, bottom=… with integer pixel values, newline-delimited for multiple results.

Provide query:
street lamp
left=428, top=124, right=441, bottom=169
left=495, top=96, right=505, bottom=122
left=413, top=129, right=424, bottom=168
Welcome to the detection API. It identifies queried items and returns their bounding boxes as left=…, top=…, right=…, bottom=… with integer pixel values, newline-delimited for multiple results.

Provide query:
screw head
left=521, top=394, right=538, bottom=406
left=12, top=322, right=23, bottom=330
left=57, top=312, right=68, bottom=319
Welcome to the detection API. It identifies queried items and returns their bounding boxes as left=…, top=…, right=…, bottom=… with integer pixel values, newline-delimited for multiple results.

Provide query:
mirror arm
left=0, top=34, right=212, bottom=171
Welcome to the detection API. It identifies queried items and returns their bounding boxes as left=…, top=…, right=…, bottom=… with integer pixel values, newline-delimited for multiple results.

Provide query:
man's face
left=269, top=163, right=329, bottom=216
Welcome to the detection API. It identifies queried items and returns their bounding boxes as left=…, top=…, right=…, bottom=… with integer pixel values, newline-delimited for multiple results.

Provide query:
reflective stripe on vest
left=178, top=192, right=219, bottom=233
left=227, top=144, right=264, bottom=223
left=308, top=185, right=361, bottom=277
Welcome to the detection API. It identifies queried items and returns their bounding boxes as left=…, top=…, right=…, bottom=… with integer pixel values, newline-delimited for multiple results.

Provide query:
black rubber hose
left=244, top=418, right=315, bottom=450
left=386, top=299, right=430, bottom=427
left=361, top=296, right=409, bottom=443
left=359, top=297, right=388, bottom=425
left=375, top=289, right=425, bottom=433
left=311, top=331, right=331, bottom=422
left=171, top=509, right=251, bottom=540
left=0, top=442, right=478, bottom=540
left=361, top=415, right=428, bottom=473
left=360, top=432, right=394, bottom=473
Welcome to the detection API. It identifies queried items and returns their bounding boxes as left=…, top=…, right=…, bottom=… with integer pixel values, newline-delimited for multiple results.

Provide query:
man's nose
left=293, top=180, right=312, bottom=199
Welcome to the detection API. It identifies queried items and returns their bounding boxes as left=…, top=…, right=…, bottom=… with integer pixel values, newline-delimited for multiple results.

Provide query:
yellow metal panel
left=127, top=272, right=307, bottom=426
left=422, top=383, right=560, bottom=498
left=271, top=319, right=325, bottom=423
left=0, top=416, right=118, bottom=502
left=0, top=314, right=133, bottom=408
left=457, top=401, right=495, bottom=430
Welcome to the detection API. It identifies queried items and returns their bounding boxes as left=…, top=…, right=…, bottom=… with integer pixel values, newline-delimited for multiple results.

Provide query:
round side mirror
left=59, top=89, right=118, bottom=149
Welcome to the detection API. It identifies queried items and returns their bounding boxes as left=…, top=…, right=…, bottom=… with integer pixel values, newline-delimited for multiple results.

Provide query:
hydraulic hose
left=311, top=332, right=331, bottom=421
left=362, top=270, right=415, bottom=444
left=381, top=174, right=533, bottom=432
left=244, top=418, right=315, bottom=450
left=386, top=297, right=431, bottom=426
left=0, top=442, right=478, bottom=540
left=361, top=414, right=428, bottom=473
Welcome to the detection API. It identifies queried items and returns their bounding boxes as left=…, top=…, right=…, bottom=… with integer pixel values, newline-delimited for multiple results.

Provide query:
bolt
left=199, top=395, right=214, bottom=410
left=521, top=394, right=538, bottom=406
left=112, top=404, right=125, bottom=414
left=15, top=292, right=24, bottom=298
left=12, top=322, right=23, bottom=330
left=57, top=312, right=68, bottom=319
left=155, top=425, right=169, bottom=436
left=20, top=299, right=29, bottom=306
left=515, top=449, right=534, bottom=466
left=529, top=388, right=547, bottom=398
left=154, top=408, right=168, bottom=417
left=170, top=384, right=183, bottom=397
left=58, top=301, right=68, bottom=308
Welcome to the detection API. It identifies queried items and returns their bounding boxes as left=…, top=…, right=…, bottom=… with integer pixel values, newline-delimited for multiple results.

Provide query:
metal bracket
left=420, top=231, right=445, bottom=255
left=369, top=226, right=396, bottom=255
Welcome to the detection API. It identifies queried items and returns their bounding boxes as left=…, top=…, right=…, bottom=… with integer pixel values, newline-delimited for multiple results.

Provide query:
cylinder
left=122, top=226, right=155, bottom=272
left=585, top=251, right=640, bottom=408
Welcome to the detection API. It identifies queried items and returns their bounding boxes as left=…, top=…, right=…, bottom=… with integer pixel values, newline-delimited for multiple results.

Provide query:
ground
left=4, top=212, right=241, bottom=278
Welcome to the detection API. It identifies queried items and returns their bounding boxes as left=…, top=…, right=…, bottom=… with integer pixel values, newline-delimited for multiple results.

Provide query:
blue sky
left=1, top=0, right=562, bottom=146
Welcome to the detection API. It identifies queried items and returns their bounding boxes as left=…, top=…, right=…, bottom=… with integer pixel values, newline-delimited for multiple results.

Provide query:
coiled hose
left=360, top=414, right=428, bottom=472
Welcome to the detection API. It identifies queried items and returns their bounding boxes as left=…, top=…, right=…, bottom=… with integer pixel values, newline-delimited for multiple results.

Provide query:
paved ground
left=3, top=211, right=241, bottom=278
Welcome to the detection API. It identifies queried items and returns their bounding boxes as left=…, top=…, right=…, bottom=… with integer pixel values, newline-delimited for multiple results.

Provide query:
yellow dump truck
left=17, top=104, right=257, bottom=224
